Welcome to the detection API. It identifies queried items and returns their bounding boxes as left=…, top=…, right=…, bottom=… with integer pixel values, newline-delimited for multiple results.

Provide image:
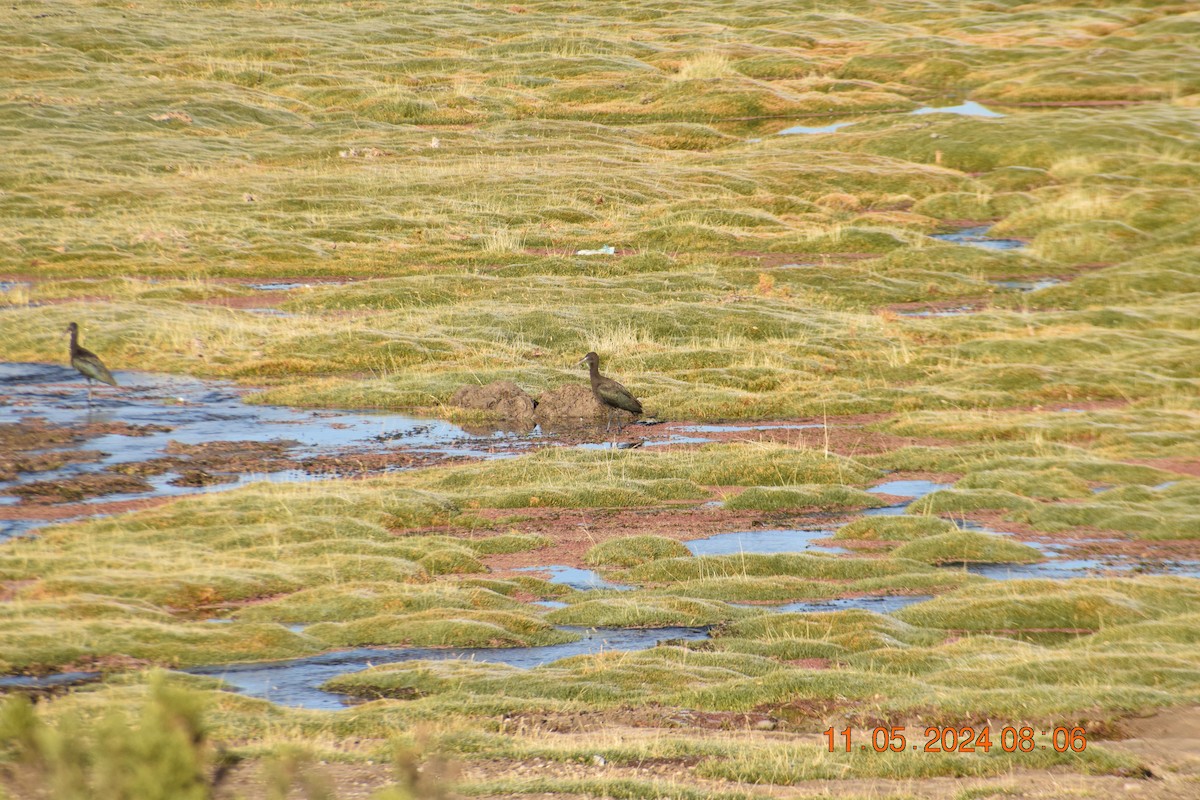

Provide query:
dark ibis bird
left=577, top=351, right=642, bottom=432
left=65, top=322, right=118, bottom=404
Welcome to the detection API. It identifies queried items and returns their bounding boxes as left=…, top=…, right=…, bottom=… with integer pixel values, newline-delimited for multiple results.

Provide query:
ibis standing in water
left=65, top=322, right=118, bottom=404
left=577, top=351, right=642, bottom=432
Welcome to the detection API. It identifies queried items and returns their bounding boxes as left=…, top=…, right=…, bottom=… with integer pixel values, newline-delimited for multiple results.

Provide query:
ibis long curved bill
left=65, top=322, right=118, bottom=405
left=578, top=351, right=642, bottom=433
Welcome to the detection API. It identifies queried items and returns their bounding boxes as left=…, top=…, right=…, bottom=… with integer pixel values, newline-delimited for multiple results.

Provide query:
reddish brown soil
left=0, top=496, right=173, bottom=523
left=474, top=504, right=859, bottom=572
left=1130, top=458, right=1200, bottom=478
left=197, top=292, right=291, bottom=310
left=886, top=297, right=989, bottom=315
left=1064, top=538, right=1200, bottom=562
left=5, top=472, right=154, bottom=504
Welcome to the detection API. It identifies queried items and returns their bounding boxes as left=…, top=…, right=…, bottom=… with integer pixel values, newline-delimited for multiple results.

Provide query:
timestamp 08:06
left=823, top=726, right=1088, bottom=754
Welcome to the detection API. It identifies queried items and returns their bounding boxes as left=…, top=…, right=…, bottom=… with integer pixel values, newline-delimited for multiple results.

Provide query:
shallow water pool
left=185, top=626, right=711, bottom=709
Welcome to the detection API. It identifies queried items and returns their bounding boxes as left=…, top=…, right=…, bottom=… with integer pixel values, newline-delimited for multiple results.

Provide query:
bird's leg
left=86, top=378, right=93, bottom=406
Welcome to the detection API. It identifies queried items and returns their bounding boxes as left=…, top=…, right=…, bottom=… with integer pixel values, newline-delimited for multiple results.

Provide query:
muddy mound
left=449, top=381, right=536, bottom=421
left=536, top=384, right=636, bottom=424
left=5, top=473, right=154, bottom=504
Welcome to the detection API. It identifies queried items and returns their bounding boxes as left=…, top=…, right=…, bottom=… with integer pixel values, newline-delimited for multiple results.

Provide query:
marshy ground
left=1, top=0, right=1199, bottom=798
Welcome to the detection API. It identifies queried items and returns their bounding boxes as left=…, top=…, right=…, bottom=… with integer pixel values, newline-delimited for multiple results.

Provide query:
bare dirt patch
left=450, top=381, right=536, bottom=421
left=197, top=292, right=290, bottom=311
left=536, top=384, right=630, bottom=424
left=1130, top=458, right=1200, bottom=479
left=0, top=496, right=172, bottom=523
left=1063, top=538, right=1200, bottom=563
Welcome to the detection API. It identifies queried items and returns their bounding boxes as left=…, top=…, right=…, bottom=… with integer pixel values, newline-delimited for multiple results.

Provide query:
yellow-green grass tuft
left=724, top=486, right=888, bottom=511
left=545, top=596, right=755, bottom=628
left=583, top=535, right=691, bottom=568
left=892, top=531, right=1044, bottom=565
left=834, top=516, right=960, bottom=541
left=306, top=608, right=577, bottom=649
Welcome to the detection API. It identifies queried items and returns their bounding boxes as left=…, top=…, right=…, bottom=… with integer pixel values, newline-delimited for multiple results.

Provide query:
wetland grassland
left=1, top=0, right=1199, bottom=798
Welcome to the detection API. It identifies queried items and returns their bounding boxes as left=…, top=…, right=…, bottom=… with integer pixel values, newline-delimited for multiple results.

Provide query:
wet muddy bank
left=0, top=363, right=544, bottom=536
left=0, top=362, right=946, bottom=537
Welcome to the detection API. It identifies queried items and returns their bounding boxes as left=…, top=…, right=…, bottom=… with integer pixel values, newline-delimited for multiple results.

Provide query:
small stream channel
left=0, top=374, right=845, bottom=539
left=929, top=225, right=1027, bottom=251
left=2, top=370, right=1193, bottom=709
left=186, top=626, right=711, bottom=711
left=2, top=471, right=1194, bottom=708
left=0, top=363, right=544, bottom=538
left=777, top=100, right=1007, bottom=137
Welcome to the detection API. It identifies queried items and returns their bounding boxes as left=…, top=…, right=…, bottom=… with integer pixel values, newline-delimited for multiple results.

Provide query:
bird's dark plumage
left=578, top=351, right=642, bottom=431
left=66, top=322, right=117, bottom=403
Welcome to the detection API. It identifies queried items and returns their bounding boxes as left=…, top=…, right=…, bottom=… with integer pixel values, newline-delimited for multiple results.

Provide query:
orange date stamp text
left=823, top=725, right=1088, bottom=753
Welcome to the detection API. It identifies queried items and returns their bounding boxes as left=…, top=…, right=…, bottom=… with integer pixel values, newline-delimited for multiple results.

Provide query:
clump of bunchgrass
left=306, top=608, right=577, bottom=649
left=894, top=580, right=1152, bottom=633
left=892, top=531, right=1043, bottom=565
left=908, top=489, right=1036, bottom=516
left=724, top=486, right=888, bottom=511
left=956, top=468, right=1095, bottom=500
left=834, top=516, right=959, bottom=541
left=583, top=535, right=690, bottom=568
left=418, top=548, right=487, bottom=575
left=626, top=553, right=929, bottom=583
left=544, top=595, right=754, bottom=628
left=234, top=583, right=522, bottom=624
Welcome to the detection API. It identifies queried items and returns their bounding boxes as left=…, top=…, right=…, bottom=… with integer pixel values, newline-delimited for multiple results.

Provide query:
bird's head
left=576, top=351, right=599, bottom=368
left=64, top=322, right=78, bottom=336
